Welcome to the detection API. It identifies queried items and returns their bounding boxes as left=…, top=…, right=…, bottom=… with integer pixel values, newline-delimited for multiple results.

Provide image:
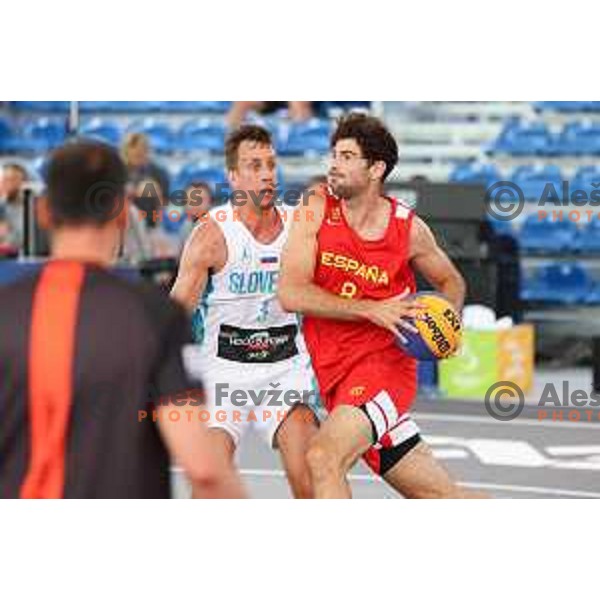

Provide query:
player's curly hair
left=225, top=124, right=273, bottom=171
left=331, top=113, right=398, bottom=181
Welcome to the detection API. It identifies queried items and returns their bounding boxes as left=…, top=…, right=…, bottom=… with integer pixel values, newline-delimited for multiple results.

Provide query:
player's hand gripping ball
left=397, top=292, right=462, bottom=360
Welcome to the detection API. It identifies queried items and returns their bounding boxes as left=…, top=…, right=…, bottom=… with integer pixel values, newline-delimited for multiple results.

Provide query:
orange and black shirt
left=0, top=260, right=194, bottom=499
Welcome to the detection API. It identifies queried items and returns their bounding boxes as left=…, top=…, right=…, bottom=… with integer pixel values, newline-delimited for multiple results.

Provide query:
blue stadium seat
left=585, top=281, right=600, bottom=304
left=79, top=119, right=122, bottom=146
left=0, top=118, right=21, bottom=152
left=177, top=163, right=227, bottom=193
left=114, top=102, right=163, bottom=112
left=128, top=120, right=174, bottom=153
left=322, top=101, right=371, bottom=115
left=79, top=102, right=162, bottom=113
left=449, top=162, right=501, bottom=186
left=573, top=219, right=600, bottom=254
left=571, top=166, right=600, bottom=199
left=534, top=101, right=600, bottom=113
left=511, top=165, right=564, bottom=201
left=79, top=102, right=119, bottom=112
left=486, top=216, right=517, bottom=237
left=11, top=101, right=70, bottom=112
left=521, top=262, right=593, bottom=304
left=79, top=100, right=160, bottom=113
left=489, top=121, right=553, bottom=156
left=178, top=120, right=226, bottom=152
left=518, top=213, right=578, bottom=253
left=201, top=102, right=231, bottom=113
left=157, top=101, right=231, bottom=113
left=555, top=122, right=600, bottom=155
left=277, top=119, right=331, bottom=156
left=21, top=119, right=67, bottom=152
left=81, top=101, right=167, bottom=113
left=161, top=204, right=188, bottom=234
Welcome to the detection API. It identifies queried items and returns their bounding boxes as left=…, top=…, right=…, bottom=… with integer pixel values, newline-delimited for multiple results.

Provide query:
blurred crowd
left=0, top=133, right=217, bottom=264
left=1, top=101, right=367, bottom=263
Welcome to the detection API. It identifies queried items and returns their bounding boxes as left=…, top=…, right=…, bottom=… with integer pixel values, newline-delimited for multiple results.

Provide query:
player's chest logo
left=228, top=270, right=279, bottom=295
left=319, top=251, right=390, bottom=286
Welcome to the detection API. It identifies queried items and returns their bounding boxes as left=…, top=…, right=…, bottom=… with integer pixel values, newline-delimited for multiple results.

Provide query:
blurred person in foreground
left=0, top=140, right=245, bottom=499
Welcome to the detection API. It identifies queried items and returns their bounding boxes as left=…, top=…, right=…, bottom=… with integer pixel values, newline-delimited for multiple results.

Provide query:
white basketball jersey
left=192, top=202, right=309, bottom=370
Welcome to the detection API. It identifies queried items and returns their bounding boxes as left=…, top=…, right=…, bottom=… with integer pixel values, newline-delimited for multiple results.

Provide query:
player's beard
left=328, top=172, right=356, bottom=200
left=330, top=180, right=356, bottom=200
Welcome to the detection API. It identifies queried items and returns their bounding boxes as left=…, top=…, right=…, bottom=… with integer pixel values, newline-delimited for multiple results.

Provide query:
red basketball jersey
left=302, top=190, right=417, bottom=394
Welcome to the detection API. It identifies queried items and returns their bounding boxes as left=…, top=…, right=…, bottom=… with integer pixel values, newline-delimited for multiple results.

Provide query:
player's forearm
left=170, top=285, right=194, bottom=314
left=170, top=276, right=206, bottom=314
left=436, top=274, right=466, bottom=311
left=278, top=281, right=370, bottom=321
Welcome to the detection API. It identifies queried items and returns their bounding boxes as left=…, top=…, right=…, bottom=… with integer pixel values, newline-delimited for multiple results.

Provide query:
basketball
left=398, top=292, right=463, bottom=360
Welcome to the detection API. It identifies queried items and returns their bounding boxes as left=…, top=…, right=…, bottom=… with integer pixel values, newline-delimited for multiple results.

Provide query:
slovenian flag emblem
left=260, top=255, right=278, bottom=265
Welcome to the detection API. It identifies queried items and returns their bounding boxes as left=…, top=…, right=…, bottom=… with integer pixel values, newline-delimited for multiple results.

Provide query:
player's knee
left=306, top=437, right=343, bottom=480
left=186, top=462, right=225, bottom=491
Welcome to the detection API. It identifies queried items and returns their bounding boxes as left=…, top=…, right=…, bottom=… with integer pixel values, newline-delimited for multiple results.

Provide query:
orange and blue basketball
left=397, top=292, right=463, bottom=361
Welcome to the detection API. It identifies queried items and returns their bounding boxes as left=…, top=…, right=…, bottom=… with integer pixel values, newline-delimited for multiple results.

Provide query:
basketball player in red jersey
left=279, top=113, right=483, bottom=499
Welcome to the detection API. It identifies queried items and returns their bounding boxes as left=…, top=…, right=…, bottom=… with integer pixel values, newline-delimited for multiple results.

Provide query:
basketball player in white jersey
left=171, top=125, right=319, bottom=498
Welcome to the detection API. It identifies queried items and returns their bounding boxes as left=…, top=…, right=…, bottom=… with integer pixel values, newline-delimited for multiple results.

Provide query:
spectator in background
left=174, top=181, right=215, bottom=251
left=133, top=178, right=164, bottom=230
left=121, top=200, right=154, bottom=265
left=133, top=178, right=179, bottom=259
left=120, top=178, right=163, bottom=264
left=122, top=133, right=170, bottom=197
left=226, top=101, right=315, bottom=129
left=185, top=181, right=214, bottom=222
left=0, top=163, right=29, bottom=249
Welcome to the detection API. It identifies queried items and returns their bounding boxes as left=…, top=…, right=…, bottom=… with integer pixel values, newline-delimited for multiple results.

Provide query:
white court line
left=239, top=468, right=600, bottom=499
left=413, top=412, right=600, bottom=430
left=467, top=482, right=600, bottom=499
